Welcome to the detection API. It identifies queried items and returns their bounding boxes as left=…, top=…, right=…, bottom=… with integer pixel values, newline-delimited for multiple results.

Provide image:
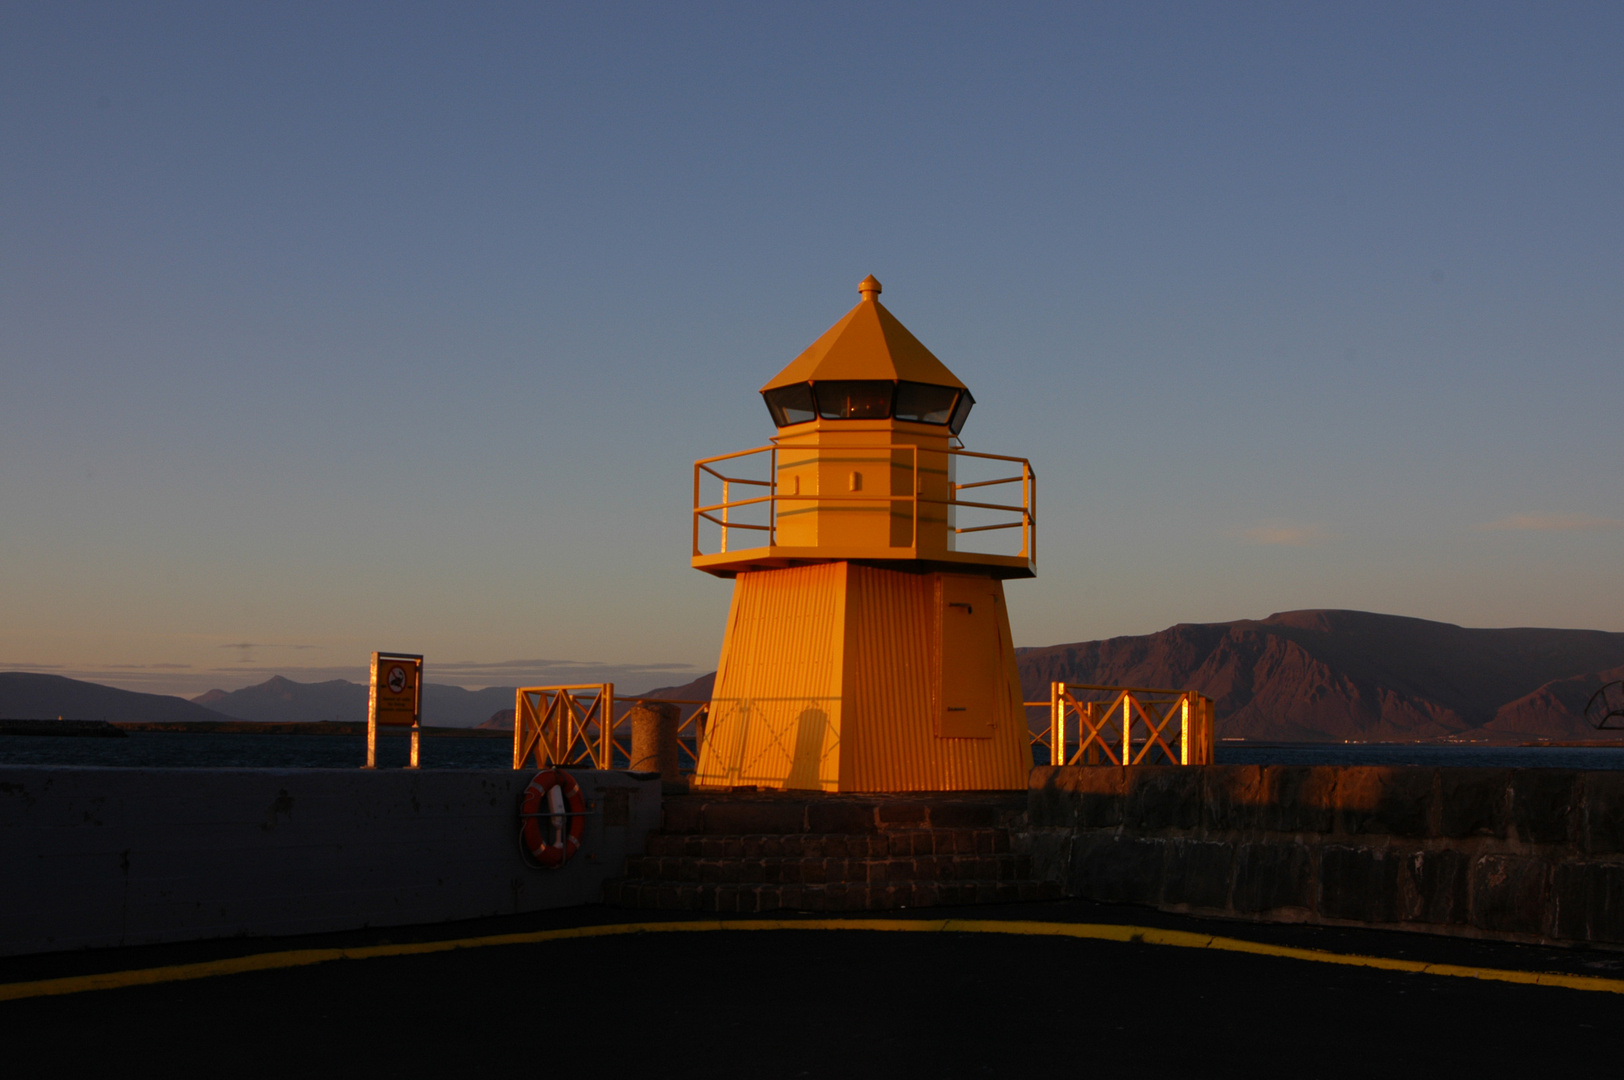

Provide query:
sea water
left=1216, top=742, right=1624, bottom=770
left=4, top=733, right=1624, bottom=770
left=0, top=732, right=514, bottom=770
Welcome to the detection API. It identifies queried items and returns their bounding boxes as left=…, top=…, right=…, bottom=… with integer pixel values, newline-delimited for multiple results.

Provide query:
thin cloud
left=433, top=658, right=607, bottom=671
left=434, top=658, right=697, bottom=674
left=1240, top=522, right=1328, bottom=547
left=219, top=642, right=321, bottom=664
left=429, top=658, right=705, bottom=690
left=1475, top=513, right=1624, bottom=533
left=218, top=643, right=320, bottom=650
left=6, top=658, right=709, bottom=699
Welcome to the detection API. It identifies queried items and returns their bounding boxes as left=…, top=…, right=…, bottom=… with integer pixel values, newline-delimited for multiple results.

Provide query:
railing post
left=1050, top=681, right=1064, bottom=767
left=1023, top=461, right=1032, bottom=560
left=721, top=479, right=730, bottom=553
left=1180, top=695, right=1190, bottom=765
left=539, top=692, right=551, bottom=766
left=511, top=691, right=523, bottom=769
left=1122, top=693, right=1132, bottom=767
left=552, top=692, right=567, bottom=766
left=600, top=683, right=615, bottom=768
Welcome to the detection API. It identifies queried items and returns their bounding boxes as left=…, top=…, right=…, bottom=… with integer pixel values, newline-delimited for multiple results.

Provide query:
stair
left=603, top=792, right=1060, bottom=913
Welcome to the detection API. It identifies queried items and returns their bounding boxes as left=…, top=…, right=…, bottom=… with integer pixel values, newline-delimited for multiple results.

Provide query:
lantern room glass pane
left=763, top=384, right=816, bottom=427
left=814, top=381, right=894, bottom=420
left=894, top=382, right=959, bottom=425
left=947, top=390, right=975, bottom=434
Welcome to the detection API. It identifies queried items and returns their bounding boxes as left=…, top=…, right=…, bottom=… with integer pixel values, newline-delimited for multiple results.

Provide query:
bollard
left=628, top=701, right=682, bottom=781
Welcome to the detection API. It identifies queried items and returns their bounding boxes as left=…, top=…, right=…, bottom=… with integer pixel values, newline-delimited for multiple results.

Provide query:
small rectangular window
left=947, top=390, right=975, bottom=435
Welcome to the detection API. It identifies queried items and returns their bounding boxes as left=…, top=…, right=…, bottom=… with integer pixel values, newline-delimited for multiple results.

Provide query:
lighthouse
left=690, top=277, right=1035, bottom=792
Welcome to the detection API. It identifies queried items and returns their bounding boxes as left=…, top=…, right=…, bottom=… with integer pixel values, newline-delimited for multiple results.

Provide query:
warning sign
left=370, top=653, right=421, bottom=727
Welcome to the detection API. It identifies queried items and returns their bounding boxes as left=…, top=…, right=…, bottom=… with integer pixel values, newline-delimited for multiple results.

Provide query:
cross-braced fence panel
left=1034, top=683, right=1215, bottom=766
left=512, top=683, right=710, bottom=773
left=513, top=684, right=616, bottom=770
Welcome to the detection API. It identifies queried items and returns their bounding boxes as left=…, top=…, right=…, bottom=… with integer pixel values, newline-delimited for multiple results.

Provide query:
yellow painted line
left=3, top=918, right=1622, bottom=1003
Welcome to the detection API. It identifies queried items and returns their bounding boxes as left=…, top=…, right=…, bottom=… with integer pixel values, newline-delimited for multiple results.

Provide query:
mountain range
left=1015, top=609, right=1624, bottom=741
left=612, top=610, right=1624, bottom=742
left=5, top=610, right=1622, bottom=741
left=0, top=673, right=239, bottom=725
left=0, top=673, right=514, bottom=729
left=193, top=676, right=514, bottom=728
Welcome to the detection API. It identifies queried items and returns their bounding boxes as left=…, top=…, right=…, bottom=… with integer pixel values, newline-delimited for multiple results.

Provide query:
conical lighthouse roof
left=760, top=276, right=967, bottom=392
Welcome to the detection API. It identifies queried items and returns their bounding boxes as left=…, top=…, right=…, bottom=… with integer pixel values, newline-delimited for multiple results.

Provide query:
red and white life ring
left=521, top=769, right=586, bottom=868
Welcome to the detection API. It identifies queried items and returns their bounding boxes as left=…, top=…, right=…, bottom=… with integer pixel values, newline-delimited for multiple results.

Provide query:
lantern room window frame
left=763, top=380, right=975, bottom=434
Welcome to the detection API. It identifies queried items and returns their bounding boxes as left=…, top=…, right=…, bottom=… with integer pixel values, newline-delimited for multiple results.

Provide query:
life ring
left=521, top=769, right=586, bottom=868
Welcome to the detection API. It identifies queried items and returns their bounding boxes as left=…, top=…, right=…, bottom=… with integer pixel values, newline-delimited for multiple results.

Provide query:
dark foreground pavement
left=3, top=900, right=1620, bottom=1078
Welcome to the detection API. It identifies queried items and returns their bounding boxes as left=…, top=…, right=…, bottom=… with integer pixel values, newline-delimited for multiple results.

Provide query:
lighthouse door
left=936, top=575, right=1001, bottom=738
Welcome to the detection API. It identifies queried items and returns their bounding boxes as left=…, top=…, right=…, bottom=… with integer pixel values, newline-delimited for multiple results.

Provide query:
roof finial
left=858, top=275, right=882, bottom=302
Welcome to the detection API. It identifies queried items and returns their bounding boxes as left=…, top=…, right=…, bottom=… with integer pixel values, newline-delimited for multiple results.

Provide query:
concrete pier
left=8, top=760, right=1624, bottom=957
left=1027, top=764, right=1624, bottom=949
left=0, top=766, right=660, bottom=957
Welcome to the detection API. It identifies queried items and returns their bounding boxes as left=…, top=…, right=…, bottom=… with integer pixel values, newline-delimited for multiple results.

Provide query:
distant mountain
left=0, top=673, right=239, bottom=724
left=633, top=672, right=715, bottom=722
left=423, top=684, right=520, bottom=728
left=1483, top=664, right=1624, bottom=739
left=1017, top=610, right=1624, bottom=741
left=193, top=676, right=517, bottom=728
left=616, top=613, right=1624, bottom=743
left=17, top=610, right=1620, bottom=742
left=193, top=676, right=367, bottom=724
left=478, top=710, right=514, bottom=731
left=478, top=673, right=718, bottom=732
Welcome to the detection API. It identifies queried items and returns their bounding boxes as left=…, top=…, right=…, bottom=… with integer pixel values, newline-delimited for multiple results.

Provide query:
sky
left=2, top=2, right=1621, bottom=697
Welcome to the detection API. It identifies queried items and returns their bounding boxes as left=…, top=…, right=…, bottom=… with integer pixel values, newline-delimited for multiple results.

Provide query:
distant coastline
left=0, top=719, right=509, bottom=739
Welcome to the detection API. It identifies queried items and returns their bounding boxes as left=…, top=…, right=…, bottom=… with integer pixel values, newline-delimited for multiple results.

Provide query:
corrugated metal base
left=693, top=562, right=1031, bottom=792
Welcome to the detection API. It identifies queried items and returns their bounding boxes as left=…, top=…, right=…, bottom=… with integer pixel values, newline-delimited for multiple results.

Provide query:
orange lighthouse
left=690, top=277, right=1035, bottom=792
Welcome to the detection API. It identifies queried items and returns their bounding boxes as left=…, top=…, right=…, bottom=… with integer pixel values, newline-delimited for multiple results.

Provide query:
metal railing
left=692, top=442, right=1035, bottom=563
left=514, top=681, right=1210, bottom=773
left=512, top=683, right=709, bottom=772
left=1028, top=683, right=1215, bottom=766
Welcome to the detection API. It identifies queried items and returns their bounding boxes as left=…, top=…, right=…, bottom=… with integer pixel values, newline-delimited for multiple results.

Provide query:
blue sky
left=2, top=3, right=1621, bottom=696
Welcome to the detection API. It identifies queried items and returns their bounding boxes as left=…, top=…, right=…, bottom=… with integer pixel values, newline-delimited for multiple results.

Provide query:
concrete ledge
left=662, top=792, right=1027, bottom=835
left=0, top=767, right=660, bottom=957
left=1026, top=765, right=1624, bottom=949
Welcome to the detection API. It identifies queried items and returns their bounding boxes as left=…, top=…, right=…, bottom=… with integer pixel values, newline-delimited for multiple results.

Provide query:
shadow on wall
left=1025, top=764, right=1624, bottom=948
left=786, top=707, right=829, bottom=790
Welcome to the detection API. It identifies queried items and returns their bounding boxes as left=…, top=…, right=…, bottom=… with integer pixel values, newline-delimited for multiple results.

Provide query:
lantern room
left=692, top=275, right=1033, bottom=580
left=690, top=277, right=1036, bottom=793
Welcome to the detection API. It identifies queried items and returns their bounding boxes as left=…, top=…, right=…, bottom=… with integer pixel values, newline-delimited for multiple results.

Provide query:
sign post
left=367, top=652, right=424, bottom=769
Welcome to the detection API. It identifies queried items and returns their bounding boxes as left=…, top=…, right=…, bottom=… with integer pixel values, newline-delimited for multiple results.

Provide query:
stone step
left=623, top=852, right=1034, bottom=886
left=643, top=828, right=1011, bottom=859
left=603, top=878, right=1062, bottom=913
left=661, top=794, right=1024, bottom=836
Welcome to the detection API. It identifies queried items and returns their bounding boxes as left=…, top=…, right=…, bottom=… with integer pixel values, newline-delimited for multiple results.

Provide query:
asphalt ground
left=3, top=901, right=1621, bottom=1078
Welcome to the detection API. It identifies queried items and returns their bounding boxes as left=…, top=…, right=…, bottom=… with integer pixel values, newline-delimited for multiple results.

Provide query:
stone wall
left=1026, top=765, right=1624, bottom=948
left=0, top=767, right=661, bottom=957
